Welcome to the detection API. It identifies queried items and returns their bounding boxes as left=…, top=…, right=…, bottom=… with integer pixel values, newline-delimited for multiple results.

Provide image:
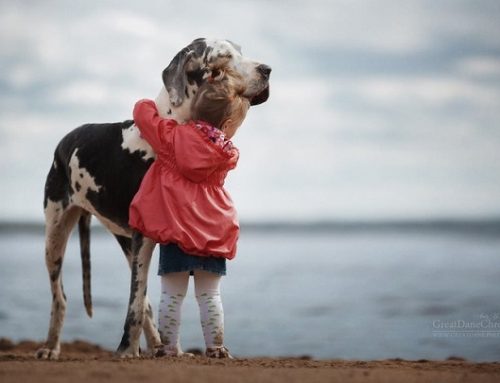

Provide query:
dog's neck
left=155, top=87, right=192, bottom=124
left=154, top=88, right=171, bottom=118
left=124, top=88, right=194, bottom=161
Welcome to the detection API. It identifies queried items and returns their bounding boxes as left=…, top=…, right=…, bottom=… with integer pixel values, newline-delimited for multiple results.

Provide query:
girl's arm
left=133, top=99, right=178, bottom=152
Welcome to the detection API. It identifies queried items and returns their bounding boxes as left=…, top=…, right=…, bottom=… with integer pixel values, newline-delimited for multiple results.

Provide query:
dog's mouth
left=250, top=86, right=270, bottom=106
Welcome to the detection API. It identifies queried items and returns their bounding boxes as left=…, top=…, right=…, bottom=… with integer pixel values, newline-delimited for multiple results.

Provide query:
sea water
left=1, top=224, right=499, bottom=361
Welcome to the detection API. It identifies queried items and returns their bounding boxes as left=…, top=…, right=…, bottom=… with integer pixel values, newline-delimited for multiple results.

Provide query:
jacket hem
left=157, top=264, right=226, bottom=276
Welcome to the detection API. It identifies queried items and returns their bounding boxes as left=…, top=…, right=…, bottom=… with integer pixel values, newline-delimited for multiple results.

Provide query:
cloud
left=53, top=81, right=111, bottom=106
left=262, top=0, right=500, bottom=55
left=344, top=76, right=500, bottom=108
left=456, top=56, right=500, bottom=77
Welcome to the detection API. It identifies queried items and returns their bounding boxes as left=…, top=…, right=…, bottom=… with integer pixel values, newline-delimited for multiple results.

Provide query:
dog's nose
left=257, top=64, right=272, bottom=79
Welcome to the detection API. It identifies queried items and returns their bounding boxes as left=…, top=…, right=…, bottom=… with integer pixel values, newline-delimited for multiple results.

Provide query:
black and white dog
left=36, top=38, right=271, bottom=359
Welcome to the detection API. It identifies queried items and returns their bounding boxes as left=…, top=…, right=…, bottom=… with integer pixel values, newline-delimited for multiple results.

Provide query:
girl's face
left=221, top=118, right=242, bottom=139
left=221, top=99, right=249, bottom=139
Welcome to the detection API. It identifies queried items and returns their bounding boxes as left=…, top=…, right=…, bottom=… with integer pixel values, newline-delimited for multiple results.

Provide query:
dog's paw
left=35, top=346, right=60, bottom=360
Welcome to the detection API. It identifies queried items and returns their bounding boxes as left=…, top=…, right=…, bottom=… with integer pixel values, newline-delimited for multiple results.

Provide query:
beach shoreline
left=1, top=339, right=499, bottom=383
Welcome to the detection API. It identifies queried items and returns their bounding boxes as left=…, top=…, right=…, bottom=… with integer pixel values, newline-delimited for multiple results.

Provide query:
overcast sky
left=1, top=0, right=500, bottom=222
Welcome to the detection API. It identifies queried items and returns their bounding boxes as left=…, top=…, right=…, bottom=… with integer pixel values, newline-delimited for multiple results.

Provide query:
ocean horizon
left=2, top=217, right=500, bottom=235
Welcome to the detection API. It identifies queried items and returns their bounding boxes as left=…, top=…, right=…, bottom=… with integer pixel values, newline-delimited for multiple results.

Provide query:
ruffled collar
left=194, top=120, right=234, bottom=153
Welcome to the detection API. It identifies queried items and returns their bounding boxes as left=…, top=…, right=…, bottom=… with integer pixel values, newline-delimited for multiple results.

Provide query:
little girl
left=129, top=73, right=249, bottom=358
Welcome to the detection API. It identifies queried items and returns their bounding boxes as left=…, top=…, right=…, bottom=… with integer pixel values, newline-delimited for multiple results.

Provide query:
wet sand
left=0, top=339, right=499, bottom=383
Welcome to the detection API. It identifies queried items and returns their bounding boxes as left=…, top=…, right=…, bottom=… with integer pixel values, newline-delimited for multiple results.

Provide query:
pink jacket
left=129, top=100, right=239, bottom=259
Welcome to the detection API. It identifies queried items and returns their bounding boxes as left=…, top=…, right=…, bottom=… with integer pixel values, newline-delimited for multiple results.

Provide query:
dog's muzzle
left=250, top=64, right=271, bottom=106
left=250, top=86, right=270, bottom=106
left=257, top=64, right=272, bottom=80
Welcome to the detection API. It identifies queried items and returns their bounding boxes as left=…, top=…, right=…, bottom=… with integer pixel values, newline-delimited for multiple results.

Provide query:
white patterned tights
left=158, top=270, right=224, bottom=354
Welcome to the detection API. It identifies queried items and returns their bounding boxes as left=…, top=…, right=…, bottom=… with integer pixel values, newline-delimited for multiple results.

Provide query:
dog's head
left=158, top=38, right=270, bottom=120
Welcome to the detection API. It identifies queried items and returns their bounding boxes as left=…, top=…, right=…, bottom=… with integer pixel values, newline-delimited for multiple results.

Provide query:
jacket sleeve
left=133, top=99, right=178, bottom=153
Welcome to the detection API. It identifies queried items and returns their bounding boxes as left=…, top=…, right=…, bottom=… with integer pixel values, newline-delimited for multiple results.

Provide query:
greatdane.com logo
left=432, top=313, right=500, bottom=337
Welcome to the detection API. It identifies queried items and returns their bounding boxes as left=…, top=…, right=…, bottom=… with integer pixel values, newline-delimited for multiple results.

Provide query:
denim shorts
left=158, top=243, right=226, bottom=276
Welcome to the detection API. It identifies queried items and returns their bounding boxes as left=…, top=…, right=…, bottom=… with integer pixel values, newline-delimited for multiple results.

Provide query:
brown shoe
left=205, top=346, right=234, bottom=359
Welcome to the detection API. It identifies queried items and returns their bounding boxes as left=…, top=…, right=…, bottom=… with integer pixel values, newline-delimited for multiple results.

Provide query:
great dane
left=36, top=38, right=271, bottom=359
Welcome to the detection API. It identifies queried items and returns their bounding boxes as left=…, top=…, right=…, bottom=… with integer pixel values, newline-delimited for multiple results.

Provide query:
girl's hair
left=191, top=70, right=250, bottom=129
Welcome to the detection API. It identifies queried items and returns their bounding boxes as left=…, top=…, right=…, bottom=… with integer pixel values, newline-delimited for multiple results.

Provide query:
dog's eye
left=217, top=52, right=233, bottom=61
left=212, top=69, right=221, bottom=78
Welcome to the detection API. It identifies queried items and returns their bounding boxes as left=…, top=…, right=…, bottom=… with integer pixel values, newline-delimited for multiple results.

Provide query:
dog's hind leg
left=114, top=234, right=162, bottom=356
left=142, top=295, right=162, bottom=356
left=36, top=200, right=82, bottom=360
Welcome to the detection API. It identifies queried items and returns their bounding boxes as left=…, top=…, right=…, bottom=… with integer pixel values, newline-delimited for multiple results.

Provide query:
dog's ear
left=162, top=48, right=195, bottom=107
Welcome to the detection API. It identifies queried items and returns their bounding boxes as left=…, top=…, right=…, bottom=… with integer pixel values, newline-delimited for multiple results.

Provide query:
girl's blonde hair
left=191, top=69, right=250, bottom=129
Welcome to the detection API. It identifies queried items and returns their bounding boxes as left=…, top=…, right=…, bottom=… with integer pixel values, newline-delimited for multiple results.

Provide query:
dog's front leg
left=116, top=232, right=155, bottom=358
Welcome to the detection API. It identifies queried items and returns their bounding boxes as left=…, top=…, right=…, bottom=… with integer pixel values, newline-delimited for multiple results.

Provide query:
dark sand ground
left=1, top=339, right=499, bottom=383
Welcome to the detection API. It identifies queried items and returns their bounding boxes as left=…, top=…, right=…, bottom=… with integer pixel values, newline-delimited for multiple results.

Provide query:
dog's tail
left=79, top=212, right=93, bottom=318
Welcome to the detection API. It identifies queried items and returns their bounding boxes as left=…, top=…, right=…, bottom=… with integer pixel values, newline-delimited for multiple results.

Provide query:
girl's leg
left=158, top=271, right=190, bottom=355
left=194, top=270, right=232, bottom=358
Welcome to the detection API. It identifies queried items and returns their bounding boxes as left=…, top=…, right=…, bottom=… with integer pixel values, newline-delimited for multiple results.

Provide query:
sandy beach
left=0, top=339, right=499, bottom=383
